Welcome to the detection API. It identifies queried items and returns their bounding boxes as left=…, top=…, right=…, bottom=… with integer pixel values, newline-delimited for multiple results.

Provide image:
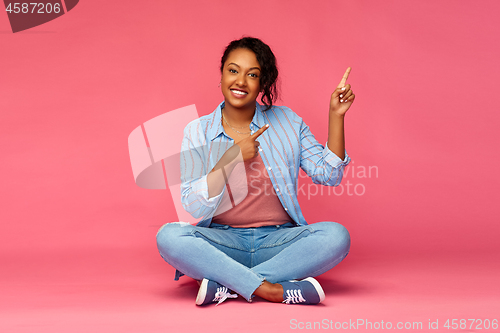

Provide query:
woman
left=156, top=37, right=355, bottom=306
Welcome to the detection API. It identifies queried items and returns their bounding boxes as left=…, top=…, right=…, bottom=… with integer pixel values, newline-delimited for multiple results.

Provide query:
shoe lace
left=283, top=289, right=306, bottom=304
left=213, top=286, right=238, bottom=306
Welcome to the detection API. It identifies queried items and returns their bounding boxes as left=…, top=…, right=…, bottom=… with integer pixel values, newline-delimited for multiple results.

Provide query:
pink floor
left=2, top=246, right=498, bottom=333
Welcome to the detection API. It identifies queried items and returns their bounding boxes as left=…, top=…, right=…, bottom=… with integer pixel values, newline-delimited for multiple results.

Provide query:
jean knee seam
left=190, top=229, right=246, bottom=251
left=258, top=227, right=314, bottom=249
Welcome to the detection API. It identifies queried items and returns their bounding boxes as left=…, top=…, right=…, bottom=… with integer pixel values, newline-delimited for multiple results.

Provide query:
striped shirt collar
left=208, top=101, right=266, bottom=141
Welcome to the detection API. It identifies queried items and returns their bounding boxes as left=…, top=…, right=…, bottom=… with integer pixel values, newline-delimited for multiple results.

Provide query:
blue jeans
left=156, top=221, right=350, bottom=301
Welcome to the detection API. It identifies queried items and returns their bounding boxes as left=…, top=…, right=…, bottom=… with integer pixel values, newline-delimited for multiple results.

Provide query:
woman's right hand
left=207, top=124, right=269, bottom=198
left=234, top=124, right=269, bottom=161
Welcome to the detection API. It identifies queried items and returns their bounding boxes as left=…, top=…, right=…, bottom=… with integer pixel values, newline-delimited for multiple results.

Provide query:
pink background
left=1, top=1, right=499, bottom=332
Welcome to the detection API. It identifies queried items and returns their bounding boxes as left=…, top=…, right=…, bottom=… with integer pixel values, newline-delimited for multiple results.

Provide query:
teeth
left=231, top=90, right=247, bottom=95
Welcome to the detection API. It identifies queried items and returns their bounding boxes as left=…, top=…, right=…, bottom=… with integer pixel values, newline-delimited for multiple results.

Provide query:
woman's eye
left=229, top=69, right=237, bottom=73
left=249, top=73, right=258, bottom=78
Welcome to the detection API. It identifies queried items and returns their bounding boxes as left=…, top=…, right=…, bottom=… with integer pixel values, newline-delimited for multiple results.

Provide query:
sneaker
left=195, top=278, right=238, bottom=306
left=278, top=277, right=325, bottom=305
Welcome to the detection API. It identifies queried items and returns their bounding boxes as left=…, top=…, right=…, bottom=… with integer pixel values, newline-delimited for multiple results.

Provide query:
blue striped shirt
left=180, top=101, right=351, bottom=227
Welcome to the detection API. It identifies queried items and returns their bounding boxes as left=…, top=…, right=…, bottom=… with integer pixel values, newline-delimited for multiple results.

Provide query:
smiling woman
left=220, top=48, right=262, bottom=127
left=155, top=37, right=355, bottom=306
left=220, top=37, right=278, bottom=112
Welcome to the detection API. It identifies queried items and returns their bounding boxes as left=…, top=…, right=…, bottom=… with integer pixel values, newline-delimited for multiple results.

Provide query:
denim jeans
left=156, top=221, right=350, bottom=301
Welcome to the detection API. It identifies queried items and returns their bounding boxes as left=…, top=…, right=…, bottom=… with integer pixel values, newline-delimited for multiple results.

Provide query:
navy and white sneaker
left=195, top=278, right=238, bottom=306
left=278, top=277, right=325, bottom=304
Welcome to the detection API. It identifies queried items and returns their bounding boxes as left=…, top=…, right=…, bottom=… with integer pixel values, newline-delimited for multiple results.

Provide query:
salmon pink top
left=211, top=153, right=293, bottom=228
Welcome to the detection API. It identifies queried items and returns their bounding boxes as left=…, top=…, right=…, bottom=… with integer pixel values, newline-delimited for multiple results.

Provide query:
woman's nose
left=235, top=73, right=246, bottom=86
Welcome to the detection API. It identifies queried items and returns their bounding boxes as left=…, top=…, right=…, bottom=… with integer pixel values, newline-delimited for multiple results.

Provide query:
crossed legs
left=156, top=221, right=350, bottom=302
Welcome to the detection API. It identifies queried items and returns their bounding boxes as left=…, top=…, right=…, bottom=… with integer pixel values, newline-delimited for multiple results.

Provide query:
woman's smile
left=230, top=88, right=248, bottom=98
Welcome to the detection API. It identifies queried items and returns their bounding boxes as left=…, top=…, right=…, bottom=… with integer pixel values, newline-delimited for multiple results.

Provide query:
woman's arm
left=327, top=67, right=355, bottom=160
left=180, top=130, right=222, bottom=219
left=328, top=113, right=346, bottom=160
left=299, top=117, right=349, bottom=187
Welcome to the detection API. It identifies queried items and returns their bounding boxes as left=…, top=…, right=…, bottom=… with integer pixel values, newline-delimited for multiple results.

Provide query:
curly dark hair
left=220, top=37, right=279, bottom=111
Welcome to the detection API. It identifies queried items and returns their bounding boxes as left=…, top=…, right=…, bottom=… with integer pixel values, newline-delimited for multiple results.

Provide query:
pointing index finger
left=251, top=124, right=269, bottom=139
left=337, top=67, right=351, bottom=88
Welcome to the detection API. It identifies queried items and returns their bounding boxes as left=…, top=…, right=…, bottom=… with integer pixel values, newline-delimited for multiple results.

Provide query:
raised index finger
left=337, top=67, right=351, bottom=88
left=250, top=124, right=269, bottom=140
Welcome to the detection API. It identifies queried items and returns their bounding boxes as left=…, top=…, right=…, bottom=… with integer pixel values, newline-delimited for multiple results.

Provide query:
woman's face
left=220, top=48, right=261, bottom=111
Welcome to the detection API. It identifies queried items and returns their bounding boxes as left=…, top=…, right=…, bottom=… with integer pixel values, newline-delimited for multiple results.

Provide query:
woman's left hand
left=329, top=67, right=355, bottom=117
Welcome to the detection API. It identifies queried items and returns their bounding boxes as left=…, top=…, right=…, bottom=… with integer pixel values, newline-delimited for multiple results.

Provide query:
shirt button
left=284, top=208, right=288, bottom=211
left=259, top=148, right=263, bottom=151
left=276, top=188, right=280, bottom=192
left=268, top=167, right=272, bottom=170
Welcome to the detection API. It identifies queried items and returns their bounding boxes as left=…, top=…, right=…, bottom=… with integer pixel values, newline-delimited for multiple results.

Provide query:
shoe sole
left=303, top=277, right=326, bottom=303
left=195, top=278, right=209, bottom=305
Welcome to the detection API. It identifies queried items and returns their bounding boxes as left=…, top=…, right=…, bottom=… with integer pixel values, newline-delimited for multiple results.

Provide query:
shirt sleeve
left=299, top=118, right=351, bottom=186
left=179, top=122, right=225, bottom=219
